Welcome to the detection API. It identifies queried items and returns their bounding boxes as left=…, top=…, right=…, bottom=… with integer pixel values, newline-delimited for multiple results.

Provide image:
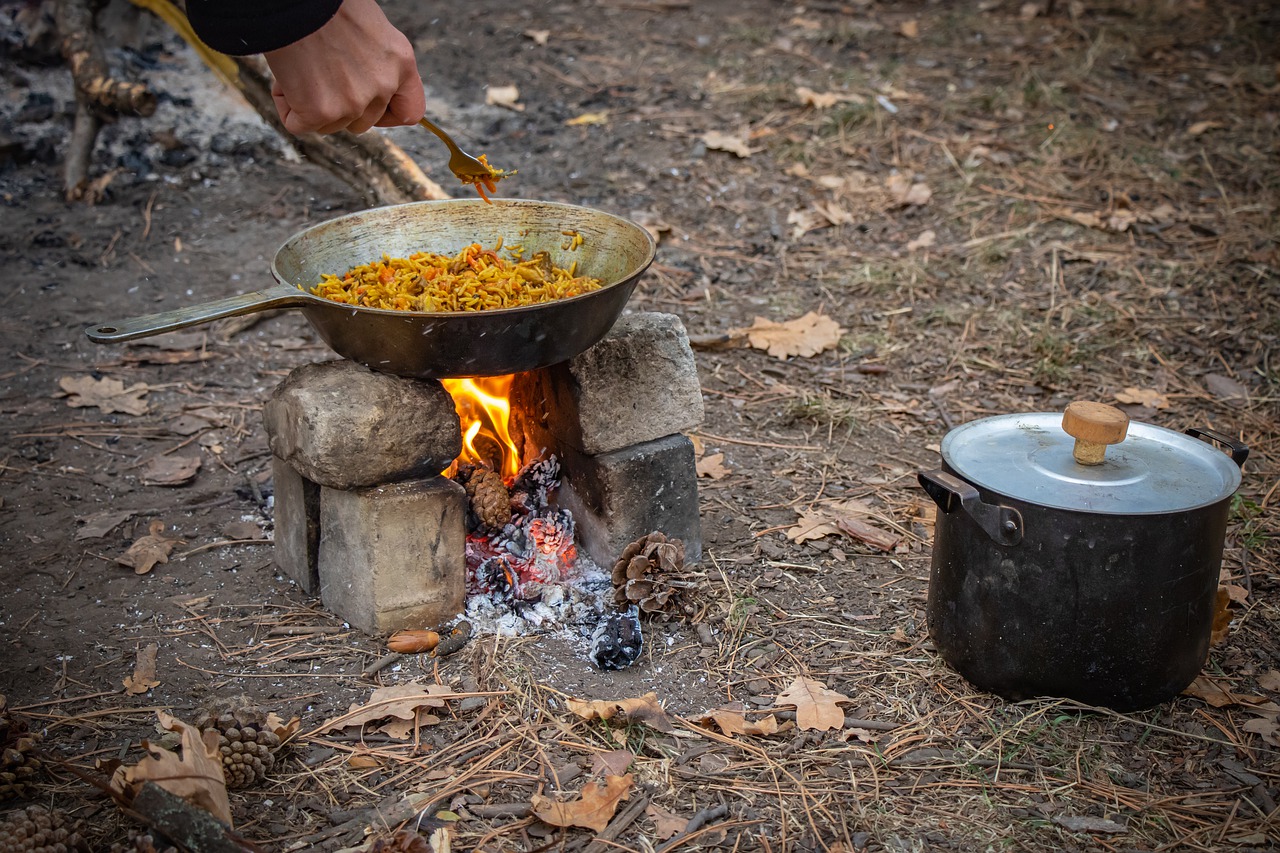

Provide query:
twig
left=655, top=803, right=729, bottom=853
left=579, top=795, right=650, bottom=853
left=362, top=652, right=404, bottom=677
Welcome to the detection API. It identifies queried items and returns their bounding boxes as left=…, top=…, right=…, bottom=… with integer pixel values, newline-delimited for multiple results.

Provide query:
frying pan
left=85, top=199, right=657, bottom=378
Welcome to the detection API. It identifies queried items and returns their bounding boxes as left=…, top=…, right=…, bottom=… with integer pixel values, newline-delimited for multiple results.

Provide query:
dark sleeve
left=186, top=0, right=344, bottom=56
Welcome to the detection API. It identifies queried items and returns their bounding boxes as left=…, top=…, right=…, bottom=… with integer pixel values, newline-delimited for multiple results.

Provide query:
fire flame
left=442, top=376, right=521, bottom=479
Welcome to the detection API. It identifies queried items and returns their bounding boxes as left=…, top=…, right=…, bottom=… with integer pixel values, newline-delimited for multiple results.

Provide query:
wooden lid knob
left=1062, top=401, right=1129, bottom=465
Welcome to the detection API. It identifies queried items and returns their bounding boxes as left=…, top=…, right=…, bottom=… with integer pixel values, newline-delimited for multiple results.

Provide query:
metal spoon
left=418, top=116, right=496, bottom=183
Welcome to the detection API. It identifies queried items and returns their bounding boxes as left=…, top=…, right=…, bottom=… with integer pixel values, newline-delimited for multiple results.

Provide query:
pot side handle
left=918, top=469, right=1024, bottom=547
left=1185, top=427, right=1250, bottom=468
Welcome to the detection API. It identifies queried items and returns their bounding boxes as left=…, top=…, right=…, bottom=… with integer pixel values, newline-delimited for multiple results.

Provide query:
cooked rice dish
left=311, top=238, right=602, bottom=312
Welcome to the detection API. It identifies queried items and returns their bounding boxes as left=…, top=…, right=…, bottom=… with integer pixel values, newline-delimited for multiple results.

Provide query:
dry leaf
left=1182, top=676, right=1262, bottom=708
left=221, top=520, right=265, bottom=540
left=1259, top=670, right=1280, bottom=692
left=694, top=703, right=780, bottom=736
left=1187, top=120, right=1224, bottom=136
left=787, top=207, right=829, bottom=240
left=701, top=130, right=753, bottom=158
left=1114, top=387, right=1170, bottom=409
left=886, top=174, right=932, bottom=207
left=565, top=692, right=673, bottom=732
left=319, top=682, right=453, bottom=732
left=531, top=773, right=633, bottom=832
left=123, top=643, right=161, bottom=695
left=566, top=111, right=609, bottom=126
left=696, top=452, right=731, bottom=480
left=834, top=516, right=901, bottom=552
left=775, top=676, right=848, bottom=731
left=1203, top=373, right=1249, bottom=405
left=795, top=86, right=840, bottom=109
left=57, top=375, right=150, bottom=415
left=140, top=454, right=202, bottom=487
left=741, top=312, right=844, bottom=359
left=645, top=803, right=688, bottom=840
left=1242, top=715, right=1279, bottom=747
left=485, top=84, right=524, bottom=111
left=1210, top=586, right=1232, bottom=646
left=899, top=19, right=919, bottom=38
left=115, top=520, right=183, bottom=575
left=347, top=754, right=382, bottom=769
left=906, top=230, right=936, bottom=252
left=110, top=711, right=232, bottom=826
left=387, top=629, right=441, bottom=654
left=523, top=29, right=550, bottom=45
left=591, top=749, right=635, bottom=778
left=76, top=509, right=135, bottom=541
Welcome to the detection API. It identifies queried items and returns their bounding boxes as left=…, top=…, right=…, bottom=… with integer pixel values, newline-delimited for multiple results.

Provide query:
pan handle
left=1185, top=427, right=1249, bottom=468
left=918, top=469, right=1023, bottom=547
left=84, top=284, right=313, bottom=343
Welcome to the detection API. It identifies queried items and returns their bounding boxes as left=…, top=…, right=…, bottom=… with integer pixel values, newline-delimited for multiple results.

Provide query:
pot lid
left=940, top=405, right=1243, bottom=514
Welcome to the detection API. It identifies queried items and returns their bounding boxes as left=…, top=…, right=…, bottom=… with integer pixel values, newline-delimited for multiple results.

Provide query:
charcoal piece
left=589, top=607, right=644, bottom=671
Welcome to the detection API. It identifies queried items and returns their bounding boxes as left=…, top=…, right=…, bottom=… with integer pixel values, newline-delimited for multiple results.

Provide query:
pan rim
left=270, top=198, right=658, bottom=321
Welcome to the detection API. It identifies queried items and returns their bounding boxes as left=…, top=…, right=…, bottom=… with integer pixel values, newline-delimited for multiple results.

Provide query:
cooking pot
left=85, top=199, right=656, bottom=379
left=918, top=401, right=1248, bottom=711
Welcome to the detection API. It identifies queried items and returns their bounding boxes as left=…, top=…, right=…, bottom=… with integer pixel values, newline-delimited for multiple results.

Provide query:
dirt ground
left=1, top=0, right=1278, bottom=850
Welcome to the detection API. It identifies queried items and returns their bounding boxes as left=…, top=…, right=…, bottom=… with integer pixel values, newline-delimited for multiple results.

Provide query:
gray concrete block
left=264, top=360, right=461, bottom=490
left=271, top=455, right=320, bottom=595
left=317, top=476, right=467, bottom=635
left=512, top=312, right=704, bottom=457
left=556, top=433, right=703, bottom=569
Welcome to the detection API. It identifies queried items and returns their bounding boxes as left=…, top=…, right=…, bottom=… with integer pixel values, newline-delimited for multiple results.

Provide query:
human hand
left=262, top=0, right=426, bottom=135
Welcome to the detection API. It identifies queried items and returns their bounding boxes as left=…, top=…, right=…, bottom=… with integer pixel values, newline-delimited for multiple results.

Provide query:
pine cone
left=0, top=697, right=42, bottom=802
left=464, top=467, right=511, bottom=530
left=368, top=829, right=432, bottom=853
left=611, top=532, right=694, bottom=619
left=192, top=701, right=286, bottom=790
left=0, top=805, right=89, bottom=853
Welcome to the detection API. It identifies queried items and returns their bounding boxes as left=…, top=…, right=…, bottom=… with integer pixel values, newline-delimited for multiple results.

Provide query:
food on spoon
left=310, top=236, right=600, bottom=312
left=467, top=154, right=515, bottom=203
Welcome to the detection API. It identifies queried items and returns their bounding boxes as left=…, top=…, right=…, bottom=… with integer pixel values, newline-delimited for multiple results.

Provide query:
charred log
left=55, top=0, right=157, bottom=201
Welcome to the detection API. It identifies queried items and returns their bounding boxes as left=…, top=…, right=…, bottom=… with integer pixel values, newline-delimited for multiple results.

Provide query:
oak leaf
left=696, top=452, right=731, bottom=480
left=318, top=682, right=453, bottom=733
left=57, top=375, right=150, bottom=415
left=531, top=773, right=633, bottom=832
left=741, top=312, right=843, bottom=359
left=115, top=520, right=183, bottom=575
left=110, top=711, right=232, bottom=826
left=775, top=676, right=849, bottom=731
left=565, top=692, right=673, bottom=732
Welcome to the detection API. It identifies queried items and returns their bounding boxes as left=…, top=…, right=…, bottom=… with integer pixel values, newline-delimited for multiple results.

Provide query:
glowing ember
left=442, top=376, right=580, bottom=599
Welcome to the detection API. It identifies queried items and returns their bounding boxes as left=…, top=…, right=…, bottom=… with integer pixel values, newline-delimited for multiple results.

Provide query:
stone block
left=556, top=433, right=703, bottom=569
left=271, top=455, right=320, bottom=594
left=512, top=312, right=704, bottom=457
left=263, top=360, right=461, bottom=490
left=317, top=476, right=467, bottom=635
